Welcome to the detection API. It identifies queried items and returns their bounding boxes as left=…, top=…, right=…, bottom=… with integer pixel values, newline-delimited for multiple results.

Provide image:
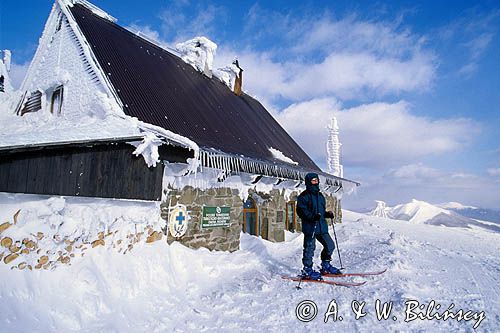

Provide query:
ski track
left=1, top=210, right=499, bottom=332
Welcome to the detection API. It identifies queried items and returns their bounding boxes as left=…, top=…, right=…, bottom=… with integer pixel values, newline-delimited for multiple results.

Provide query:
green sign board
left=201, top=206, right=231, bottom=228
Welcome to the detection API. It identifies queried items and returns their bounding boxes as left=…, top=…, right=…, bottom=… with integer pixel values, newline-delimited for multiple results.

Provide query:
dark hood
left=305, top=172, right=320, bottom=194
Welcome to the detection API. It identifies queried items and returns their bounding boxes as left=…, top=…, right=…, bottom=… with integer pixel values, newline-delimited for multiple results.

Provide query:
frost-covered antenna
left=326, top=117, right=343, bottom=177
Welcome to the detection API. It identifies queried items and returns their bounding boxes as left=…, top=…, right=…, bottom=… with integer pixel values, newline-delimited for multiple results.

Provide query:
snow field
left=0, top=195, right=498, bottom=332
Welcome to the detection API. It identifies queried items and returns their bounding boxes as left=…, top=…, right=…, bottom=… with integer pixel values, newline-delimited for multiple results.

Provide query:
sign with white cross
left=169, top=204, right=188, bottom=238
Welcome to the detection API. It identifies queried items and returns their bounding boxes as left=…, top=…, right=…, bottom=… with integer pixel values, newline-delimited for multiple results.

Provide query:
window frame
left=49, top=85, right=64, bottom=115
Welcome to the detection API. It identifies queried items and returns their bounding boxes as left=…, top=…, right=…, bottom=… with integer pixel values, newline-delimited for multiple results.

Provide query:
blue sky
left=1, top=0, right=499, bottom=209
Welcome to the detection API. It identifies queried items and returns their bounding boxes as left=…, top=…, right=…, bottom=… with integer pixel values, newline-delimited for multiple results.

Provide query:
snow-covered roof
left=1, top=0, right=360, bottom=190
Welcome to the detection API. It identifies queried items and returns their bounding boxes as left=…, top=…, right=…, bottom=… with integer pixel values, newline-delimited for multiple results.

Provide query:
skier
left=296, top=172, right=341, bottom=280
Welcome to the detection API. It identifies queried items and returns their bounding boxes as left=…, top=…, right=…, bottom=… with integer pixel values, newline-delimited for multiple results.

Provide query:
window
left=286, top=201, right=296, bottom=232
left=243, top=197, right=259, bottom=236
left=50, top=85, right=64, bottom=115
left=19, top=91, right=42, bottom=116
left=0, top=76, right=4, bottom=93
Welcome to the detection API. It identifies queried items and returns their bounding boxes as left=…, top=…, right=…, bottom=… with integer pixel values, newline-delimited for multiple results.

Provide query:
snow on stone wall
left=0, top=193, right=164, bottom=271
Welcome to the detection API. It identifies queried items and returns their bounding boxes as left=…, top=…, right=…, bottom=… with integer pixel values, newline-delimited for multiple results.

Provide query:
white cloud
left=232, top=9, right=437, bottom=101
left=159, top=4, right=226, bottom=43
left=214, top=46, right=435, bottom=103
left=488, top=168, right=500, bottom=176
left=387, top=163, right=442, bottom=181
left=342, top=164, right=500, bottom=211
left=438, top=11, right=499, bottom=78
left=466, top=33, right=494, bottom=60
left=273, top=98, right=480, bottom=168
left=127, top=24, right=162, bottom=44
left=8, top=62, right=29, bottom=89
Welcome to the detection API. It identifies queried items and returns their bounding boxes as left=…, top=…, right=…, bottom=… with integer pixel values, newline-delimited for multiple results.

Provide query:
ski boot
left=300, top=266, right=322, bottom=280
left=320, top=261, right=342, bottom=275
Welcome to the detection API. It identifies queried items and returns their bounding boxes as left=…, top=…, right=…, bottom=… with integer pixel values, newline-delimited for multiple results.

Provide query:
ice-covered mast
left=0, top=50, right=13, bottom=96
left=326, top=117, right=343, bottom=177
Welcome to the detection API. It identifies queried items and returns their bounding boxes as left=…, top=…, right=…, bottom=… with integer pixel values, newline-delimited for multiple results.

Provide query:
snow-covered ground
left=1, top=195, right=499, bottom=332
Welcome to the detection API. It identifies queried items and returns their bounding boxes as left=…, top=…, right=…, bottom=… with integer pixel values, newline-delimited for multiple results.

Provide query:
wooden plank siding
left=0, top=142, right=192, bottom=201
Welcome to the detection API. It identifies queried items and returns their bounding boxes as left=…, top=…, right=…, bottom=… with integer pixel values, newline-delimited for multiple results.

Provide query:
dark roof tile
left=70, top=4, right=320, bottom=171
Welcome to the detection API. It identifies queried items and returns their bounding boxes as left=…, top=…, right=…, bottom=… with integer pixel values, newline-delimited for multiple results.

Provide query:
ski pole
left=330, top=217, right=345, bottom=270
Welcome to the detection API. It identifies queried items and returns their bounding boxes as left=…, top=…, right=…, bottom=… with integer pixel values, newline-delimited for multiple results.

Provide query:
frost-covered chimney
left=326, top=116, right=343, bottom=177
left=233, top=59, right=243, bottom=96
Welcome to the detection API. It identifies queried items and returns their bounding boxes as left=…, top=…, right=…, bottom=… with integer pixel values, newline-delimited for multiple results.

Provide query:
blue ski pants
left=302, top=232, right=335, bottom=268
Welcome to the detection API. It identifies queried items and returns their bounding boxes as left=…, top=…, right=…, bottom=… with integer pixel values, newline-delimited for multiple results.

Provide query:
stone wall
left=1, top=209, right=164, bottom=271
left=253, top=189, right=287, bottom=243
left=0, top=188, right=345, bottom=272
left=161, top=186, right=243, bottom=252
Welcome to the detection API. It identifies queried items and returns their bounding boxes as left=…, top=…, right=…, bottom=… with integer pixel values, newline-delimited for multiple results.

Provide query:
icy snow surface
left=370, top=200, right=389, bottom=218
left=175, top=37, right=217, bottom=76
left=268, top=147, right=299, bottom=165
left=389, top=199, right=452, bottom=224
left=131, top=132, right=163, bottom=167
left=214, top=61, right=240, bottom=90
left=1, top=193, right=499, bottom=331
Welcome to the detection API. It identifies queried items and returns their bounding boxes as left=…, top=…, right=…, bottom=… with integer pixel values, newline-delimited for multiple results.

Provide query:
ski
left=281, top=276, right=366, bottom=287
left=322, top=268, right=387, bottom=278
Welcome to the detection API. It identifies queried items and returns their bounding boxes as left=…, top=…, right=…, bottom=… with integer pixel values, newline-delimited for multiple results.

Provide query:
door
left=243, top=197, right=259, bottom=236
left=286, top=201, right=296, bottom=232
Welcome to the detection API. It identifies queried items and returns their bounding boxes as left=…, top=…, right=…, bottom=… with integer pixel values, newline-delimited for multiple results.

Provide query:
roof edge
left=60, top=0, right=117, bottom=22
left=198, top=148, right=360, bottom=187
left=58, top=0, right=124, bottom=111
left=0, top=136, right=145, bottom=154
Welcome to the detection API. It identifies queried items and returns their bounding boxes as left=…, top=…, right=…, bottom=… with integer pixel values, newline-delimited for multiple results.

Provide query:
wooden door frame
left=286, top=201, right=296, bottom=232
left=243, top=198, right=259, bottom=236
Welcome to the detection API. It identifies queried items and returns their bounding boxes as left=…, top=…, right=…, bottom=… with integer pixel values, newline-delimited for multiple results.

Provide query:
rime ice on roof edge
left=59, top=0, right=117, bottom=22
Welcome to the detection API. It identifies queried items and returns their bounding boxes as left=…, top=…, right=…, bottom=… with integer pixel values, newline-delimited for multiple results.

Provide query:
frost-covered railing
left=198, top=149, right=359, bottom=192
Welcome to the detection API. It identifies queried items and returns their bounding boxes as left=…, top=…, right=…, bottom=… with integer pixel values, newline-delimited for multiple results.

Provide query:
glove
left=313, top=213, right=321, bottom=221
left=325, top=211, right=335, bottom=219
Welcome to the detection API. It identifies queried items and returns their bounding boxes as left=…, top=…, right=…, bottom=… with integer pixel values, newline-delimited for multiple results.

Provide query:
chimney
left=233, top=59, right=243, bottom=96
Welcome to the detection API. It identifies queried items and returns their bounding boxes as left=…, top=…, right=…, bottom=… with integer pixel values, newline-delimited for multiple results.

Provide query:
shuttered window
left=50, top=85, right=64, bottom=115
left=20, top=91, right=42, bottom=115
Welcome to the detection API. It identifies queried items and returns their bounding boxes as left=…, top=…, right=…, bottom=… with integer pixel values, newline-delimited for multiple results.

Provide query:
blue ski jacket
left=296, top=173, right=328, bottom=235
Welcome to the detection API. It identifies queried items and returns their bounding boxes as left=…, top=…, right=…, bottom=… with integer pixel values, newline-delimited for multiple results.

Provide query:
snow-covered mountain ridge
left=370, top=199, right=500, bottom=233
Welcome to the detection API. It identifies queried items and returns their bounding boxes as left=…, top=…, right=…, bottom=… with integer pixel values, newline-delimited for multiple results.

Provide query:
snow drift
left=1, top=193, right=499, bottom=331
